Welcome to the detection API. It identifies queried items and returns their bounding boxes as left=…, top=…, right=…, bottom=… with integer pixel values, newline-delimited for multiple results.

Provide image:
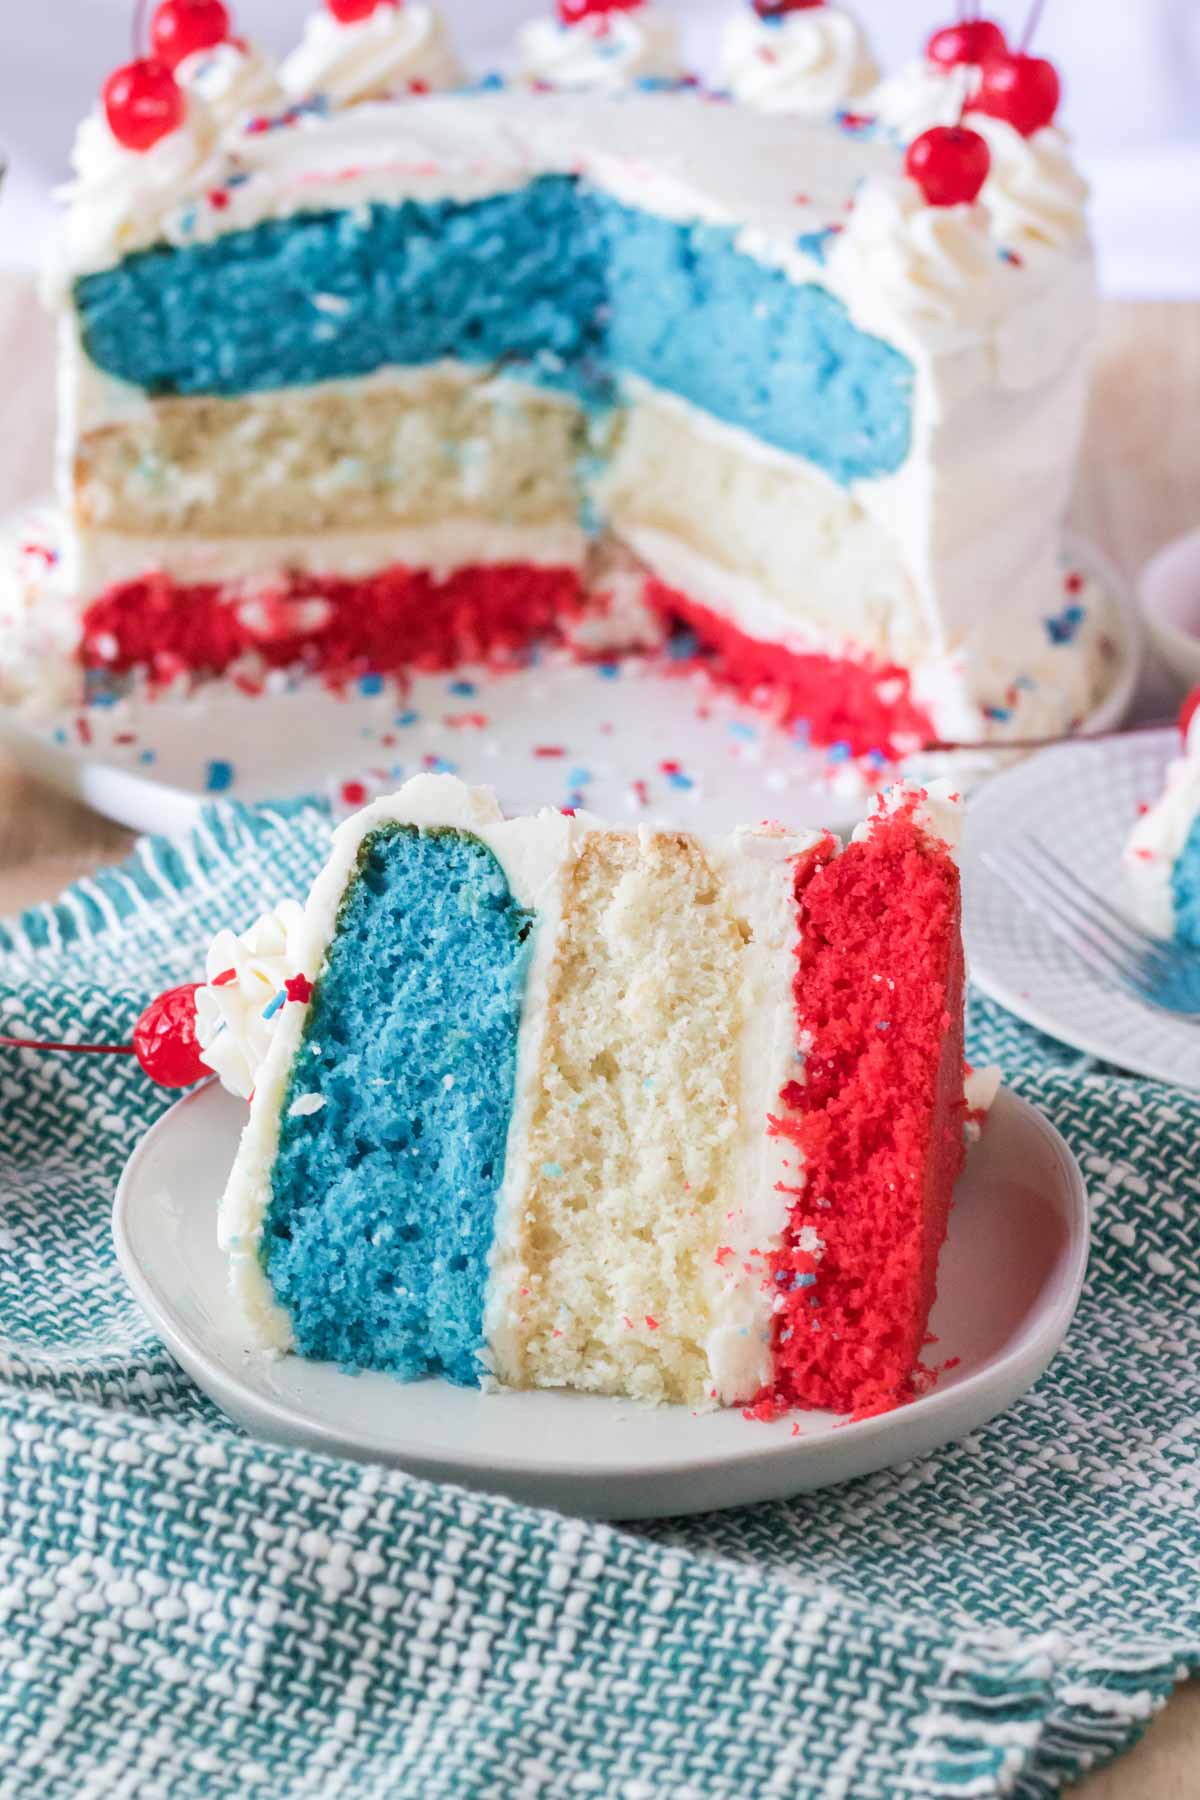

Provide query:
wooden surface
left=1, top=271, right=1198, bottom=1795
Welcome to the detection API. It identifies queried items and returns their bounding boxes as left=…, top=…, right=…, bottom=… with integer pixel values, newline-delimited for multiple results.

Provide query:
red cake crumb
left=645, top=579, right=936, bottom=758
left=765, top=796, right=968, bottom=1416
left=78, top=564, right=587, bottom=688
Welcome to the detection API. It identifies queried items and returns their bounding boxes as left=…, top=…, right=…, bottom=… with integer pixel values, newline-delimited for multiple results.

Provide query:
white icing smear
left=59, top=95, right=220, bottom=271
left=973, top=117, right=1090, bottom=258
left=176, top=40, right=285, bottom=137
left=829, top=175, right=1012, bottom=332
left=720, top=6, right=878, bottom=117
left=517, top=6, right=684, bottom=92
left=1124, top=712, right=1200, bottom=939
left=280, top=2, right=465, bottom=106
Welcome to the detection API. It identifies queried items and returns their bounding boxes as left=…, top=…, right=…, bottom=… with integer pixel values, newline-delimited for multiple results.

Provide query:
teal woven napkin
left=0, top=800, right=1196, bottom=1799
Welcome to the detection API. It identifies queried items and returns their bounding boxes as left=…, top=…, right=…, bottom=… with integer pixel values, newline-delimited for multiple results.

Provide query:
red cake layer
left=78, top=564, right=587, bottom=688
left=644, top=579, right=936, bottom=758
left=765, top=796, right=967, bottom=1417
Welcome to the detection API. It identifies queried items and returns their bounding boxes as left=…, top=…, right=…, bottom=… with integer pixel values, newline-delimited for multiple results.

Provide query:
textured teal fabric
left=0, top=797, right=1196, bottom=1799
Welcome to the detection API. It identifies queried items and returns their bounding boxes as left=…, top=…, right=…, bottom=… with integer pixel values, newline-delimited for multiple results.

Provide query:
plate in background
left=963, top=728, right=1200, bottom=1090
left=113, top=1083, right=1089, bottom=1522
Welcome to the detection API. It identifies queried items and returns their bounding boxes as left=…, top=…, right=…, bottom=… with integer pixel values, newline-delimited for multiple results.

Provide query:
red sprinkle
left=211, top=968, right=237, bottom=988
left=284, top=974, right=314, bottom=1005
left=340, top=780, right=368, bottom=807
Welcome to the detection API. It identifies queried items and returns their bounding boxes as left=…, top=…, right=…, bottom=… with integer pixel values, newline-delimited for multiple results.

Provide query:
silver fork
left=982, top=837, right=1200, bottom=1020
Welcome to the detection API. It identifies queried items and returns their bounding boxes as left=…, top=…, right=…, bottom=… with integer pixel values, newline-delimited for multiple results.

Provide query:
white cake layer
left=217, top=774, right=817, bottom=1405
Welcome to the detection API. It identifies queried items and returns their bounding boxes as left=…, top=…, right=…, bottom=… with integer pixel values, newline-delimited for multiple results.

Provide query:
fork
left=981, top=837, right=1200, bottom=1020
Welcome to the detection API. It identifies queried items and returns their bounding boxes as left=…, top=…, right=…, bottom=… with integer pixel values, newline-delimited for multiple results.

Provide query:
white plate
left=113, top=1082, right=1088, bottom=1521
left=0, top=534, right=1138, bottom=840
left=963, top=729, right=1200, bottom=1091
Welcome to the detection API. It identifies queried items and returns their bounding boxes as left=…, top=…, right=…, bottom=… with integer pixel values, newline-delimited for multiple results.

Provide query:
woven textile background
left=0, top=798, right=1196, bottom=1800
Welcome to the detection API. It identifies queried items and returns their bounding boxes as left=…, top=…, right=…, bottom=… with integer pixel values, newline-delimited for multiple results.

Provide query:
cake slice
left=211, top=774, right=970, bottom=1414
left=1124, top=689, right=1200, bottom=949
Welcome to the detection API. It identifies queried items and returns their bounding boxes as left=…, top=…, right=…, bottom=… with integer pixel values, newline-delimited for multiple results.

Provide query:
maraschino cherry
left=973, top=0, right=1060, bottom=137
left=149, top=0, right=230, bottom=68
left=905, top=124, right=991, bottom=207
left=0, top=983, right=209, bottom=1090
left=927, top=18, right=1007, bottom=68
left=103, top=58, right=186, bottom=151
left=558, top=0, right=643, bottom=22
left=327, top=0, right=400, bottom=21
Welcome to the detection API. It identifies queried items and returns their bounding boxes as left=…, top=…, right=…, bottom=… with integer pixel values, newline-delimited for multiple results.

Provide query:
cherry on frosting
left=905, top=124, right=991, bottom=207
left=103, top=58, right=186, bottom=152
left=1180, top=687, right=1200, bottom=744
left=753, top=0, right=827, bottom=18
left=133, top=982, right=210, bottom=1088
left=326, top=0, right=400, bottom=20
left=926, top=19, right=1007, bottom=68
left=149, top=0, right=231, bottom=69
left=558, top=0, right=644, bottom=22
left=973, top=51, right=1061, bottom=136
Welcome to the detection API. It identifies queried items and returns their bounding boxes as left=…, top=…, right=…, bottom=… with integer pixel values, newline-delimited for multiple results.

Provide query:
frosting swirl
left=195, top=900, right=307, bottom=1099
left=280, top=2, right=465, bottom=106
left=719, top=7, right=878, bottom=117
left=517, top=6, right=684, bottom=92
left=866, top=56, right=974, bottom=142
left=830, top=175, right=1007, bottom=332
left=60, top=96, right=218, bottom=270
left=971, top=116, right=1090, bottom=256
left=175, top=39, right=286, bottom=137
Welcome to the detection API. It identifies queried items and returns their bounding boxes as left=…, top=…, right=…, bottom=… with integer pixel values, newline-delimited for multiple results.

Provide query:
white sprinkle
left=288, top=1093, right=325, bottom=1119
left=443, top=1074, right=456, bottom=1090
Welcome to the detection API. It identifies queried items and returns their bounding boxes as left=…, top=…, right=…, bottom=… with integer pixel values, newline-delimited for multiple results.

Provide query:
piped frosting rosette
left=517, top=4, right=684, bottom=92
left=720, top=5, right=878, bottom=117
left=60, top=93, right=219, bottom=270
left=195, top=901, right=307, bottom=1099
left=281, top=2, right=465, bottom=106
left=175, top=38, right=285, bottom=136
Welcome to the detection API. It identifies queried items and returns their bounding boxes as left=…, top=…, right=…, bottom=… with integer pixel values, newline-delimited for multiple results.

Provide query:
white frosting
left=196, top=900, right=307, bottom=1098
left=719, top=6, right=878, bottom=117
left=867, top=56, right=975, bottom=142
left=1124, top=711, right=1200, bottom=939
left=971, top=117, right=1090, bottom=258
left=59, top=96, right=219, bottom=270
left=175, top=40, right=285, bottom=137
left=517, top=7, right=683, bottom=92
left=216, top=773, right=819, bottom=1404
left=829, top=175, right=1011, bottom=333
left=852, top=777, right=964, bottom=857
left=280, top=3, right=464, bottom=106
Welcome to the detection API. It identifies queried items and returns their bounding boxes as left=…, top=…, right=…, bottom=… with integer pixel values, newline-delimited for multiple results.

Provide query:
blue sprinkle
left=795, top=1273, right=817, bottom=1291
left=449, top=679, right=477, bottom=696
left=568, top=767, right=592, bottom=787
left=205, top=759, right=235, bottom=793
left=867, top=749, right=888, bottom=768
left=792, top=720, right=812, bottom=749
left=358, top=672, right=384, bottom=697
left=827, top=741, right=852, bottom=764
left=985, top=705, right=1013, bottom=723
left=666, top=629, right=700, bottom=662
left=427, top=756, right=458, bottom=775
left=877, top=1021, right=891, bottom=1032
left=541, top=1161, right=564, bottom=1179
left=727, top=721, right=757, bottom=742
left=666, top=771, right=695, bottom=792
left=395, top=710, right=420, bottom=727
left=262, top=989, right=286, bottom=1021
left=53, top=728, right=66, bottom=745
left=597, top=661, right=621, bottom=680
left=139, top=749, right=157, bottom=765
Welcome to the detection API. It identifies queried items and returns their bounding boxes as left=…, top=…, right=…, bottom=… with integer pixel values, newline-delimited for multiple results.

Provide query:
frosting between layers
left=720, top=7, right=878, bottom=117
left=517, top=7, right=684, bottom=92
left=280, top=3, right=464, bottom=105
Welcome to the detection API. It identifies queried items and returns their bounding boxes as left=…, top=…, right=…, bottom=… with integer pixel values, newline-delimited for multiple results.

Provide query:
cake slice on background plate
left=1124, top=689, right=1200, bottom=949
left=202, top=773, right=983, bottom=1418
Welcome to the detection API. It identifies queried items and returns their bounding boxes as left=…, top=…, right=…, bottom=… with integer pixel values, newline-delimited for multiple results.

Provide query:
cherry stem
left=133, top=0, right=151, bottom=59
left=1021, top=0, right=1047, bottom=52
left=0, top=1035, right=136, bottom=1058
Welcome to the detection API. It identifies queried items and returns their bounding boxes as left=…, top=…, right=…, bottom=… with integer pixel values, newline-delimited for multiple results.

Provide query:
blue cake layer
left=263, top=825, right=533, bottom=1386
left=73, top=176, right=913, bottom=485
left=1171, top=813, right=1200, bottom=950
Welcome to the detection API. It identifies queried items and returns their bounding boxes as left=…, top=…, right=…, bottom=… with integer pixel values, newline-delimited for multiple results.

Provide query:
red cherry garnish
left=973, top=52, right=1061, bottom=137
left=326, top=0, right=400, bottom=22
left=133, top=983, right=209, bottom=1088
left=103, top=58, right=186, bottom=151
left=753, top=0, right=826, bottom=18
left=927, top=19, right=1007, bottom=68
left=905, top=125, right=991, bottom=207
left=557, top=0, right=643, bottom=22
left=149, top=0, right=230, bottom=69
left=1180, top=688, right=1200, bottom=744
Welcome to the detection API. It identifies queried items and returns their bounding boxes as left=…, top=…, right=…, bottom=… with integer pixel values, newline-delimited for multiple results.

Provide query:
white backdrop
left=2, top=0, right=1197, bottom=294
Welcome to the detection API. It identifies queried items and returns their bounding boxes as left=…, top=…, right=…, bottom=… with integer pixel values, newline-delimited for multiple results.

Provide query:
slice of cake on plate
left=1125, top=690, right=1200, bottom=949
left=2, top=0, right=1111, bottom=760
left=203, top=773, right=978, bottom=1416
